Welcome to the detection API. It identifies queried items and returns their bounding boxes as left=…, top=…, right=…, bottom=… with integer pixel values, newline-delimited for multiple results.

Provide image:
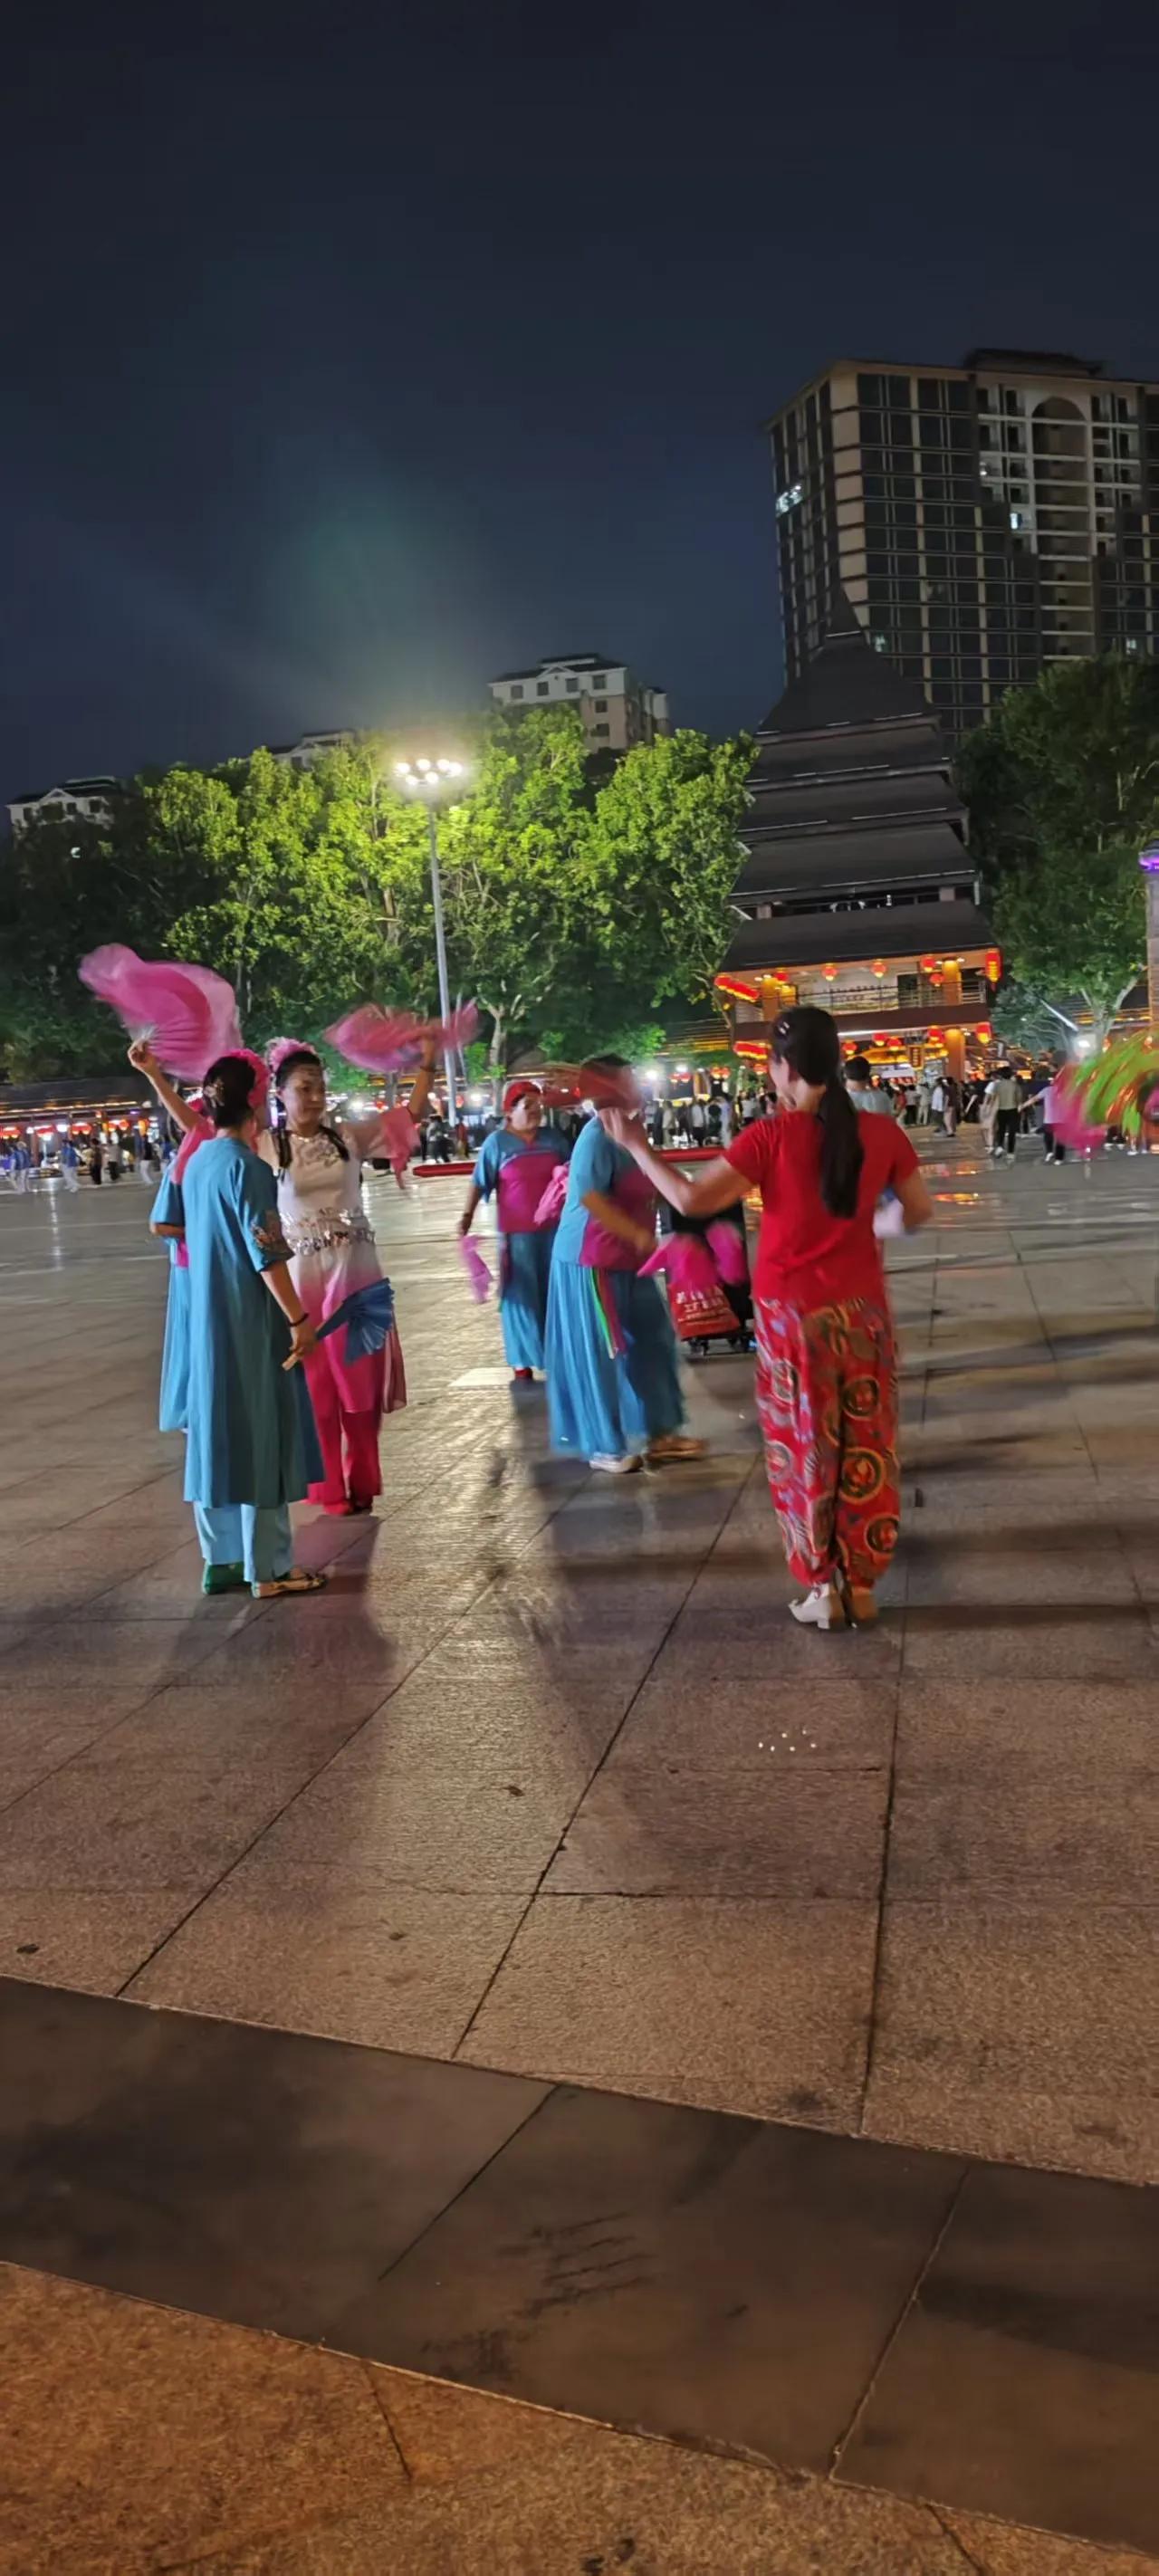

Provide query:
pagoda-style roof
left=756, top=591, right=932, bottom=740
left=736, top=825, right=972, bottom=905
left=722, top=895, right=992, bottom=975
left=724, top=594, right=972, bottom=952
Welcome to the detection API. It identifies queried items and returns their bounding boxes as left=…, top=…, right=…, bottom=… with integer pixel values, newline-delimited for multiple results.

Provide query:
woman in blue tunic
left=458, top=1080, right=570, bottom=1377
left=181, top=1054, right=327, bottom=1597
left=544, top=1057, right=703, bottom=1473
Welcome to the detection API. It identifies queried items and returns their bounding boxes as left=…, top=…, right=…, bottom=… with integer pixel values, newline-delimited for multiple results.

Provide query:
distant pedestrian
left=990, top=1065, right=1021, bottom=1160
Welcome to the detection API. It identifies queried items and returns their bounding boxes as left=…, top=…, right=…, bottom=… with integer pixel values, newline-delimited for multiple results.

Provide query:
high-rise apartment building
left=768, top=349, right=1159, bottom=737
left=488, top=654, right=669, bottom=754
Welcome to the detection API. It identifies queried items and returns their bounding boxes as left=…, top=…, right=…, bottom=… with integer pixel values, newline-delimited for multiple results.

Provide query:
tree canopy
left=0, top=709, right=752, bottom=1080
left=959, top=656, right=1159, bottom=1041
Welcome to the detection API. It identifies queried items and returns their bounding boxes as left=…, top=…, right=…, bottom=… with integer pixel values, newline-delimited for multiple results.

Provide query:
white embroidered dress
left=263, top=1123, right=406, bottom=1414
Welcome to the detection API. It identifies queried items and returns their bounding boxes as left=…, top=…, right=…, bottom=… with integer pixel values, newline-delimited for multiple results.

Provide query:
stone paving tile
left=129, top=1875, right=533, bottom=2054
left=331, top=2084, right=963, bottom=2475
left=895, top=1680, right=1159, bottom=1776
left=0, top=2260, right=404, bottom=2576
left=0, top=1616, right=227, bottom=1692
left=900, top=1600, right=1158, bottom=1681
left=839, top=2162, right=1159, bottom=2560
left=888, top=1771, right=1159, bottom=1906
left=0, top=1753, right=297, bottom=1894
left=0, top=1985, right=545, bottom=2339
left=604, top=1657, right=896, bottom=1773
left=545, top=1765, right=887, bottom=1897
left=0, top=1891, right=200, bottom=1994
left=862, top=1901, right=1159, bottom=2185
left=458, top=1893, right=878, bottom=2126
left=83, top=1681, right=378, bottom=1773
left=14, top=2263, right=1107, bottom=2576
left=904, top=1547, right=1138, bottom=1606
left=318, top=1682, right=623, bottom=1806
left=235, top=1739, right=575, bottom=1892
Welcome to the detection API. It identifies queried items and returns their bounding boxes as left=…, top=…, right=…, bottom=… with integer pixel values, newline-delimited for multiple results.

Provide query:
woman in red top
left=607, top=1006, right=933, bottom=1630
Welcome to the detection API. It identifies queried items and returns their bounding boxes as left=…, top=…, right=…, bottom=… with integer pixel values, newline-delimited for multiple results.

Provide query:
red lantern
left=822, top=963, right=837, bottom=983
left=985, top=948, right=1002, bottom=983
left=872, top=959, right=886, bottom=977
left=918, top=955, right=936, bottom=975
left=714, top=972, right=761, bottom=1005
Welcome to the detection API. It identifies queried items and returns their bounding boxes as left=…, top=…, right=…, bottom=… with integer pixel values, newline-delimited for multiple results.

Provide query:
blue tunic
left=151, top=1169, right=191, bottom=1434
left=472, top=1124, right=570, bottom=1372
left=181, top=1135, right=320, bottom=1508
left=546, top=1118, right=684, bottom=1458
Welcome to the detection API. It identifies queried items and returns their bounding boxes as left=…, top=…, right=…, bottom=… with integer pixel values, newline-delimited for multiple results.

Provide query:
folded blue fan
left=314, top=1276, right=395, bottom=1359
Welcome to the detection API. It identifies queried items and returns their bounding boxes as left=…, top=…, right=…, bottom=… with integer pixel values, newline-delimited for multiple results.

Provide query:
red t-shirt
left=724, top=1108, right=918, bottom=1309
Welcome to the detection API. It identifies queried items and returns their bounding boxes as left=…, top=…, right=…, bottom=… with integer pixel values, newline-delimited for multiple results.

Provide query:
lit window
left=1125, top=637, right=1141, bottom=656
left=1010, top=509, right=1026, bottom=531
left=775, top=483, right=803, bottom=517
left=870, top=632, right=888, bottom=654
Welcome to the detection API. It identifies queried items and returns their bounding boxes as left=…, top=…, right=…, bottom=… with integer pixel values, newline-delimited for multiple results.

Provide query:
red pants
left=753, top=1297, right=899, bottom=1589
left=303, top=1345, right=382, bottom=1509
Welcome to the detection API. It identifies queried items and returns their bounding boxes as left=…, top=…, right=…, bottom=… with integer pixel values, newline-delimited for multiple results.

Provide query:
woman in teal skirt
left=545, top=1058, right=703, bottom=1474
left=459, top=1080, right=570, bottom=1377
left=180, top=1055, right=326, bottom=1597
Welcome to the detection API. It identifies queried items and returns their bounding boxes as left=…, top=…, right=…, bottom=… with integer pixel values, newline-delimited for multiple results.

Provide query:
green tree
left=959, top=656, right=1159, bottom=1042
left=588, top=730, right=752, bottom=1021
left=436, top=706, right=599, bottom=1073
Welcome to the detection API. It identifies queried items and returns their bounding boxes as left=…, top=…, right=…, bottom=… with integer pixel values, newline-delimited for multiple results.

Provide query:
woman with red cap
left=459, top=1081, right=570, bottom=1378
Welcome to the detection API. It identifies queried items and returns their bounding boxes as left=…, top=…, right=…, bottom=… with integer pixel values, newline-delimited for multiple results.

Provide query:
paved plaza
left=1, top=1137, right=1157, bottom=2572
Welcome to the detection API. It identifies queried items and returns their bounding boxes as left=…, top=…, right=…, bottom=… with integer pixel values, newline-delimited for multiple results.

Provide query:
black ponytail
left=769, top=1006, right=865, bottom=1220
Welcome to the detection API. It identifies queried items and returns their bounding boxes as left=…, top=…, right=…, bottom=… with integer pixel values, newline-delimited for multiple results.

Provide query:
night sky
left=4, top=0, right=1157, bottom=802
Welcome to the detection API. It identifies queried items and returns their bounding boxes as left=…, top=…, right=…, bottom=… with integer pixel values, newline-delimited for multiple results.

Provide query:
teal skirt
left=545, top=1262, right=684, bottom=1459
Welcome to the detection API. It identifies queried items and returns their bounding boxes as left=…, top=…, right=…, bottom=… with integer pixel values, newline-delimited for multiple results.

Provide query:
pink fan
left=460, top=1238, right=493, bottom=1302
left=80, top=946, right=242, bottom=1080
left=639, top=1232, right=720, bottom=1296
left=706, top=1221, right=748, bottom=1286
left=436, top=1001, right=479, bottom=1054
left=325, top=999, right=481, bottom=1074
left=324, top=1005, right=427, bottom=1073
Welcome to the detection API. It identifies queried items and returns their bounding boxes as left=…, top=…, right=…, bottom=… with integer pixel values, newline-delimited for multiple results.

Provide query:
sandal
left=646, top=1433, right=707, bottom=1464
left=251, top=1568, right=330, bottom=1599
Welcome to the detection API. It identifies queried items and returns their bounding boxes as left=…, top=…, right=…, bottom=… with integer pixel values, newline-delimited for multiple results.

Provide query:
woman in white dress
left=259, top=1039, right=435, bottom=1515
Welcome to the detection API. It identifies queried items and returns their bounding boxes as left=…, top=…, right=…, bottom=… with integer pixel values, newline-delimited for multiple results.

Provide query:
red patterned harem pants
left=752, top=1296, right=900, bottom=1589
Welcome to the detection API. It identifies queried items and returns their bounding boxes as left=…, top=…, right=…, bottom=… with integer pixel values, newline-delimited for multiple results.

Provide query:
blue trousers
left=193, top=1501, right=292, bottom=1586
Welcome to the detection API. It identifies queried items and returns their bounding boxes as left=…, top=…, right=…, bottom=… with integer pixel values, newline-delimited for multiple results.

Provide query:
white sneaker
left=589, top=1451, right=642, bottom=1475
left=789, top=1584, right=848, bottom=1631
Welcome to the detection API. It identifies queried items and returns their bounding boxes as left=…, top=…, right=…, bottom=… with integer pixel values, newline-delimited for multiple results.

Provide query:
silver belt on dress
left=283, top=1212, right=376, bottom=1256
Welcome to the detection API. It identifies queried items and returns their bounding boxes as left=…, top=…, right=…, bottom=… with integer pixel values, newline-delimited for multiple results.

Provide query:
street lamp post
left=395, top=756, right=466, bottom=1132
